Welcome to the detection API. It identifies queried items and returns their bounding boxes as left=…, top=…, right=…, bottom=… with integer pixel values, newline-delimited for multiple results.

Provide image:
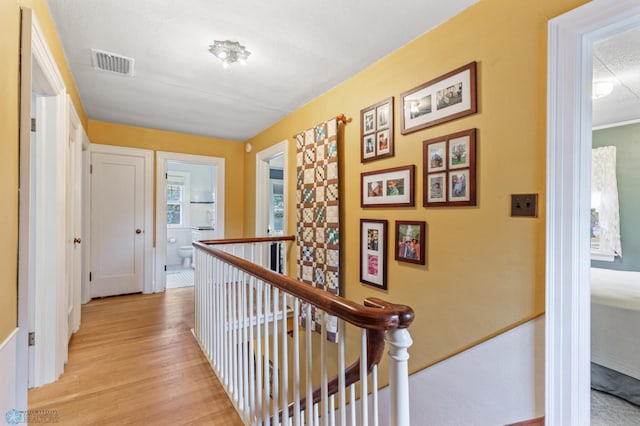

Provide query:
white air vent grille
left=91, top=48, right=134, bottom=76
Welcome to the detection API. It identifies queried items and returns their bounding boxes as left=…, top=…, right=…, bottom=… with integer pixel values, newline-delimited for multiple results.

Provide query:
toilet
left=177, top=246, right=193, bottom=268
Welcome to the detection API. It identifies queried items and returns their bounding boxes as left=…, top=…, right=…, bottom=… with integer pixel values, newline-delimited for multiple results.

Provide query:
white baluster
left=349, top=384, right=356, bottom=426
left=222, top=263, right=229, bottom=387
left=386, top=328, right=413, bottom=426
left=255, top=280, right=264, bottom=423
left=360, top=329, right=368, bottom=426
left=264, top=283, right=271, bottom=426
left=248, top=276, right=256, bottom=420
left=272, top=288, right=280, bottom=425
left=241, top=272, right=249, bottom=416
left=338, top=320, right=346, bottom=426
left=372, top=365, right=378, bottom=426
left=293, top=298, right=301, bottom=426
left=321, top=311, right=328, bottom=426
left=329, top=394, right=335, bottom=426
left=306, top=304, right=313, bottom=426
left=281, top=292, right=289, bottom=426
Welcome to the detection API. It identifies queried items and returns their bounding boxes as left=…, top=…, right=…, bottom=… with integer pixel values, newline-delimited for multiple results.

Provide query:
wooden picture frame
left=395, top=221, right=426, bottom=265
left=361, top=165, right=415, bottom=208
left=401, top=62, right=477, bottom=134
left=423, top=128, right=477, bottom=207
left=360, top=219, right=388, bottom=289
left=360, top=97, right=394, bottom=162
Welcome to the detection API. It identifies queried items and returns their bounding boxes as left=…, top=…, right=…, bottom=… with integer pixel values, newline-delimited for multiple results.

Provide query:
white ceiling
left=46, top=1, right=640, bottom=141
left=592, top=26, right=640, bottom=128
left=46, top=0, right=480, bottom=141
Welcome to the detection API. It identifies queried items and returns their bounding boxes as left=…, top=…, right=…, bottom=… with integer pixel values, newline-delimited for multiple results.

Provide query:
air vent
left=91, top=48, right=134, bottom=76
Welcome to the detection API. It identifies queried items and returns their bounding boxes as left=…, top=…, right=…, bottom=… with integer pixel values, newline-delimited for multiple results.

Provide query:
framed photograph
left=426, top=172, right=446, bottom=203
left=363, top=134, right=376, bottom=160
left=423, top=128, right=476, bottom=207
left=395, top=221, right=426, bottom=265
left=363, top=110, right=375, bottom=134
left=426, top=141, right=446, bottom=173
left=360, top=219, right=388, bottom=289
left=360, top=97, right=394, bottom=162
left=361, top=165, right=415, bottom=208
left=401, top=62, right=477, bottom=134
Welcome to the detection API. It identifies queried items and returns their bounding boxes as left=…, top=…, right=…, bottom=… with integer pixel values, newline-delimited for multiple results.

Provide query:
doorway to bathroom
left=156, top=152, right=225, bottom=291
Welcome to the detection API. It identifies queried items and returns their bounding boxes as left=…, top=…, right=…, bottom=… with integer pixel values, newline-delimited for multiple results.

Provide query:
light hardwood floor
left=29, top=288, right=243, bottom=425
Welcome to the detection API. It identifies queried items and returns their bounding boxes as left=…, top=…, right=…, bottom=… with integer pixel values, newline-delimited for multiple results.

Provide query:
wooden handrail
left=193, top=241, right=415, bottom=331
left=197, top=235, right=296, bottom=246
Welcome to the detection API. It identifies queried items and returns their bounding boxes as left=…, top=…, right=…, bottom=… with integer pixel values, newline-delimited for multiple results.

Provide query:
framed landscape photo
left=423, top=128, right=476, bottom=207
left=360, top=219, right=388, bottom=289
left=401, top=62, right=477, bottom=134
left=360, top=97, right=394, bottom=162
left=395, top=221, right=426, bottom=265
left=361, top=165, right=415, bottom=208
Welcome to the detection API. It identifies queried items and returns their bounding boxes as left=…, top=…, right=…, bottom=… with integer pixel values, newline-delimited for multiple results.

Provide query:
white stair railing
left=193, top=236, right=414, bottom=426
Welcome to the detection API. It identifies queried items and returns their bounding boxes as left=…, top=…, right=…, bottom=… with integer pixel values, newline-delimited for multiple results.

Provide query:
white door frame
left=18, top=9, right=69, bottom=393
left=255, top=140, right=288, bottom=237
left=155, top=151, right=225, bottom=292
left=89, top=144, right=154, bottom=296
left=545, top=1, right=640, bottom=424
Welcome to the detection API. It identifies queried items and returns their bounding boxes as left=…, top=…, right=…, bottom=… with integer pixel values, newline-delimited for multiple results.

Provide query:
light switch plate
left=511, top=193, right=538, bottom=217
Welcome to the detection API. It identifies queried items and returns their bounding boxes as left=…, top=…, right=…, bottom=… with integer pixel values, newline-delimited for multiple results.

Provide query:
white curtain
left=591, top=146, right=622, bottom=260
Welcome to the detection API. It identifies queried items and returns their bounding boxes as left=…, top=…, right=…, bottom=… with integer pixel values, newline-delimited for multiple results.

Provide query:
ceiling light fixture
left=592, top=80, right=614, bottom=100
left=208, top=40, right=251, bottom=69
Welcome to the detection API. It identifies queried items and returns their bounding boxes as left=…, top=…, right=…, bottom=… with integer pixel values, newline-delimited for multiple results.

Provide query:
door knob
left=73, top=237, right=81, bottom=245
left=136, top=229, right=143, bottom=234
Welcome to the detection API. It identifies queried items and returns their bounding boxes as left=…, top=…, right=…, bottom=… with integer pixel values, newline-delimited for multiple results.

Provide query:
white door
left=91, top=152, right=145, bottom=297
left=66, top=104, right=83, bottom=339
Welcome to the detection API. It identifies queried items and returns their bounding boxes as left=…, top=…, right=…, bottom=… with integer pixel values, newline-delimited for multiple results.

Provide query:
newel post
left=386, top=327, right=413, bottom=426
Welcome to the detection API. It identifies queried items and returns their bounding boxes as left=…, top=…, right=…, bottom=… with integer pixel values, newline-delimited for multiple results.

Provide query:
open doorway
left=256, top=140, right=288, bottom=238
left=589, top=25, right=640, bottom=423
left=256, top=141, right=288, bottom=273
left=156, top=152, right=225, bottom=292
left=546, top=1, right=640, bottom=424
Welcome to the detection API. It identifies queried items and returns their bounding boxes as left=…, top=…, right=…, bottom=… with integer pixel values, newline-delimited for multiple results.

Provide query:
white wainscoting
left=378, top=316, right=544, bottom=426
left=0, top=329, right=19, bottom=418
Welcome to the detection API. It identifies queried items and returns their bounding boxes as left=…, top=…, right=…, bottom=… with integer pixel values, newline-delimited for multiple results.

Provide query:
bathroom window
left=167, top=172, right=190, bottom=227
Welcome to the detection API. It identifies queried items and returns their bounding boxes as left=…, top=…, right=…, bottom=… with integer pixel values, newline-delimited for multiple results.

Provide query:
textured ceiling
left=46, top=0, right=480, bottom=141
left=592, top=26, right=640, bottom=128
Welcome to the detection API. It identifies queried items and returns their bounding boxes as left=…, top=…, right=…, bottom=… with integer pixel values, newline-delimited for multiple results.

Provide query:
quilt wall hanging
left=295, top=118, right=340, bottom=342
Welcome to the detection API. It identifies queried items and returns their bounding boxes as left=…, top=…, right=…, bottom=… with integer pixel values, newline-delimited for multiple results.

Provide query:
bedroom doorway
left=589, top=25, right=640, bottom=424
left=546, top=1, right=640, bottom=424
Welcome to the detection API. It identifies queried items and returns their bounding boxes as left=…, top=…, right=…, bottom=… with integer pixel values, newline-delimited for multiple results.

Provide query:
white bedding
left=591, top=267, right=640, bottom=381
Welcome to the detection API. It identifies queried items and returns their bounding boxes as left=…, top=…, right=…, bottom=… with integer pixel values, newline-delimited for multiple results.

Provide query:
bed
left=591, top=267, right=640, bottom=405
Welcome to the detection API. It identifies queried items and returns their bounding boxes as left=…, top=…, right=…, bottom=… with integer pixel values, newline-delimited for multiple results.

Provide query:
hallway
left=28, top=288, right=242, bottom=425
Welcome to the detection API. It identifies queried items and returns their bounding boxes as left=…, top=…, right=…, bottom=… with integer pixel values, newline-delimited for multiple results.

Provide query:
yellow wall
left=245, top=0, right=588, bottom=372
left=0, top=0, right=87, bottom=341
left=87, top=120, right=245, bottom=239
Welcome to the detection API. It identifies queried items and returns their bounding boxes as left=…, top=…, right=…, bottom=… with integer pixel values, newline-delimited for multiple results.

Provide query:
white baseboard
left=378, top=316, right=545, bottom=426
left=0, top=329, right=19, bottom=419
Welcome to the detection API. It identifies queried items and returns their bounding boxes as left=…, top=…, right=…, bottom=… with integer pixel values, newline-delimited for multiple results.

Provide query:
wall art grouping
left=360, top=97, right=394, bottom=163
left=423, top=128, right=476, bottom=207
left=356, top=62, right=478, bottom=289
